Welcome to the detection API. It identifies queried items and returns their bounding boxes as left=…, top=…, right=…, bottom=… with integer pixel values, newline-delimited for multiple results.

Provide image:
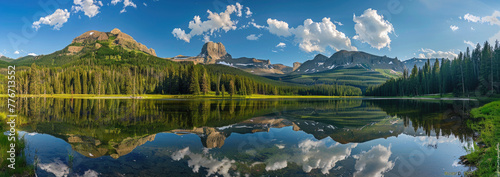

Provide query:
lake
left=9, top=98, right=479, bottom=176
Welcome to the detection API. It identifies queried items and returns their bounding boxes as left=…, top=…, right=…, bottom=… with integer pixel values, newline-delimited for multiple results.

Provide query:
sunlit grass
left=466, top=100, right=500, bottom=176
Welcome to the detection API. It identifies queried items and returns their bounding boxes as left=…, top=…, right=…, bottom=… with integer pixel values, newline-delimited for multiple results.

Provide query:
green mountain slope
left=266, top=66, right=401, bottom=91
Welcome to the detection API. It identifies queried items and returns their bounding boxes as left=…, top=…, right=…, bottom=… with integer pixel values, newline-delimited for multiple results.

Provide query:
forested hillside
left=9, top=47, right=361, bottom=96
left=366, top=41, right=500, bottom=96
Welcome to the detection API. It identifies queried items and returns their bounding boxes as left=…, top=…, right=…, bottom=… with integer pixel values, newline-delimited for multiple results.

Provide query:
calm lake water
left=10, top=98, right=479, bottom=176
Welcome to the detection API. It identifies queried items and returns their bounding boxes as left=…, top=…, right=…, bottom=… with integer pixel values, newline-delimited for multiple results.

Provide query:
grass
left=270, top=67, right=395, bottom=91
left=466, top=100, right=500, bottom=176
left=0, top=113, right=35, bottom=176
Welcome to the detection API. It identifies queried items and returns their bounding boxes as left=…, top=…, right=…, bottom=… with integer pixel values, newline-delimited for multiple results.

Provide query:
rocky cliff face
left=170, top=42, right=293, bottom=75
left=199, top=42, right=232, bottom=64
left=294, top=50, right=405, bottom=74
left=69, top=28, right=157, bottom=56
left=293, top=62, right=302, bottom=71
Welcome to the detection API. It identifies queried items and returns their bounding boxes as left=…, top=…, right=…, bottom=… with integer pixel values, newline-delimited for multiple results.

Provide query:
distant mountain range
left=294, top=50, right=405, bottom=74
left=402, top=58, right=441, bottom=69
left=2, top=28, right=442, bottom=91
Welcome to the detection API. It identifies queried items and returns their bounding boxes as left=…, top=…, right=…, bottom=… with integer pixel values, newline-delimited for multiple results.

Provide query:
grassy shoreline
left=466, top=100, right=500, bottom=176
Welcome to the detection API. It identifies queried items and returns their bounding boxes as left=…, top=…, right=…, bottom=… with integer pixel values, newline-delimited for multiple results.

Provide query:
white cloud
left=464, top=13, right=481, bottom=22
left=111, top=0, right=120, bottom=5
left=353, top=144, right=395, bottom=177
left=276, top=42, right=286, bottom=48
left=292, top=17, right=357, bottom=52
left=38, top=160, right=70, bottom=177
left=464, top=40, right=475, bottom=47
left=417, top=48, right=458, bottom=59
left=266, top=17, right=356, bottom=52
left=264, top=138, right=358, bottom=174
left=471, top=27, right=475, bottom=31
left=172, top=147, right=236, bottom=177
left=482, top=11, right=500, bottom=26
left=333, top=20, right=343, bottom=26
left=450, top=25, right=459, bottom=31
left=28, top=53, right=37, bottom=56
left=203, top=35, right=211, bottom=43
left=235, top=3, right=243, bottom=17
left=353, top=8, right=394, bottom=50
left=267, top=18, right=292, bottom=37
left=489, top=30, right=500, bottom=44
left=172, top=3, right=244, bottom=42
left=143, top=2, right=147, bottom=7
left=463, top=11, right=500, bottom=26
left=14, top=51, right=20, bottom=54
left=249, top=19, right=265, bottom=29
left=72, top=0, right=102, bottom=18
left=32, top=9, right=71, bottom=30
left=245, top=7, right=252, bottom=18
left=111, top=0, right=137, bottom=13
left=246, top=34, right=262, bottom=40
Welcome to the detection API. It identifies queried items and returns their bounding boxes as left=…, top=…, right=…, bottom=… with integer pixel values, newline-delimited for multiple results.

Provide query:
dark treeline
left=13, top=53, right=362, bottom=96
left=367, top=40, right=500, bottom=96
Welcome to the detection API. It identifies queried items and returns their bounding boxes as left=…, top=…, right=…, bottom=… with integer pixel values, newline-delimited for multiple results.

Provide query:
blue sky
left=1, top=0, right=500, bottom=66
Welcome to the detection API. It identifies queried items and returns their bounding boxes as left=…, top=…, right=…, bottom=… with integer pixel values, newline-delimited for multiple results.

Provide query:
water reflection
left=3, top=98, right=477, bottom=176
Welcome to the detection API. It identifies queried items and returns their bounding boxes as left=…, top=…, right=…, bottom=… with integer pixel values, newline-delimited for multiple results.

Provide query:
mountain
left=0, top=56, right=13, bottom=62
left=169, top=42, right=293, bottom=75
left=267, top=66, right=401, bottom=91
left=294, top=50, right=405, bottom=74
left=403, top=58, right=441, bottom=69
left=69, top=28, right=156, bottom=56
left=9, top=28, right=161, bottom=67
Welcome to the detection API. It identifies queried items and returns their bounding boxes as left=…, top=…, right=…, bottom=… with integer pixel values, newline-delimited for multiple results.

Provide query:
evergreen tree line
left=366, top=40, right=500, bottom=96
left=15, top=62, right=362, bottom=96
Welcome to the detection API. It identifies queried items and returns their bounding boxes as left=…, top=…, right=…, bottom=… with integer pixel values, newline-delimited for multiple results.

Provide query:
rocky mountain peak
left=313, top=54, right=329, bottom=61
left=110, top=28, right=121, bottom=35
left=72, top=30, right=109, bottom=44
left=69, top=28, right=156, bottom=56
left=199, top=42, right=232, bottom=64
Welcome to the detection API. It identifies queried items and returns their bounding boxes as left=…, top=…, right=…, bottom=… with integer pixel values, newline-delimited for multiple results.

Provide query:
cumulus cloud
left=276, top=42, right=286, bottom=48
left=334, top=20, right=343, bottom=26
left=246, top=34, right=262, bottom=40
left=111, top=0, right=137, bottom=13
left=266, top=17, right=356, bottom=52
left=417, top=48, right=458, bottom=59
left=464, top=40, right=475, bottom=47
left=463, top=11, right=500, bottom=26
left=72, top=0, right=102, bottom=18
left=38, top=160, right=99, bottom=177
left=353, top=8, right=394, bottom=50
left=14, top=51, right=20, bottom=54
left=245, top=7, right=252, bottom=18
left=450, top=25, right=459, bottom=31
left=353, top=144, right=395, bottom=177
left=38, top=160, right=69, bottom=177
left=28, top=53, right=37, bottom=56
left=264, top=138, right=358, bottom=174
left=171, top=147, right=236, bottom=177
left=464, top=13, right=481, bottom=22
left=267, top=18, right=292, bottom=37
left=292, top=17, right=357, bottom=52
left=32, top=9, right=71, bottom=30
left=172, top=3, right=245, bottom=42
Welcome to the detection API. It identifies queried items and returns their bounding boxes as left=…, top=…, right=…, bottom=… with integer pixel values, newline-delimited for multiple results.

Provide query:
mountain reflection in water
left=5, top=98, right=476, bottom=176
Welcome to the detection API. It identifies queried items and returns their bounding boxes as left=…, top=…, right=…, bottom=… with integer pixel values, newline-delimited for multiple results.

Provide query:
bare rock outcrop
left=199, top=42, right=232, bottom=64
